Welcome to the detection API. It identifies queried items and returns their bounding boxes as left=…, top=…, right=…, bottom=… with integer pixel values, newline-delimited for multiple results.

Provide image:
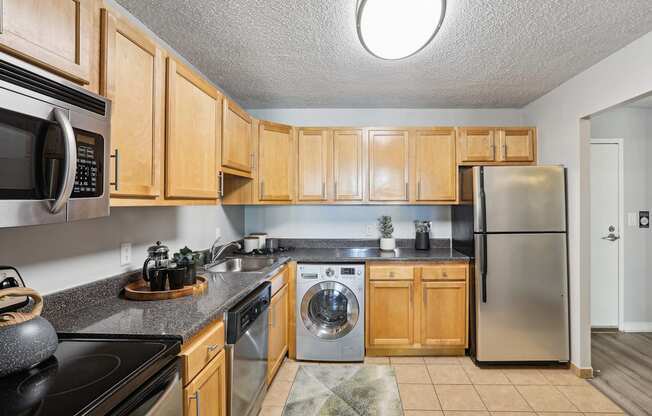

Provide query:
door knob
left=601, top=233, right=620, bottom=242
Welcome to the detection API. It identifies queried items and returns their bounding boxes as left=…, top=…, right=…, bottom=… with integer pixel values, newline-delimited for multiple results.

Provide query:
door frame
left=589, top=138, right=624, bottom=331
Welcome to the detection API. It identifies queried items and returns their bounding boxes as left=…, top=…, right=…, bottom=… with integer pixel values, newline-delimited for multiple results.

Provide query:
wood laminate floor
left=591, top=331, right=652, bottom=416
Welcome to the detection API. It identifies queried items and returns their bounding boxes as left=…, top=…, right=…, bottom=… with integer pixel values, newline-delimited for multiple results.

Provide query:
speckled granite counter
left=44, top=258, right=291, bottom=342
left=43, top=241, right=469, bottom=343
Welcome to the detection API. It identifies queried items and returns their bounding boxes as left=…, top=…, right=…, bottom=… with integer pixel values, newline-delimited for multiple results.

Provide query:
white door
left=590, top=141, right=621, bottom=328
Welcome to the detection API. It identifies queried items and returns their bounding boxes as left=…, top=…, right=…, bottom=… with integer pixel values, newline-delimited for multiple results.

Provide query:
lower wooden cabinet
left=366, top=262, right=469, bottom=355
left=268, top=283, right=289, bottom=383
left=367, top=280, right=414, bottom=347
left=184, top=349, right=227, bottom=416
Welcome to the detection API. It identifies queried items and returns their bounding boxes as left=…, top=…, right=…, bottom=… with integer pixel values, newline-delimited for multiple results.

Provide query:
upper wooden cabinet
left=458, top=127, right=536, bottom=165
left=166, top=57, right=221, bottom=199
left=222, top=99, right=253, bottom=176
left=498, top=128, right=536, bottom=162
left=369, top=129, right=409, bottom=201
left=101, top=9, right=164, bottom=200
left=258, top=121, right=293, bottom=202
left=333, top=129, right=365, bottom=202
left=0, top=0, right=92, bottom=84
left=414, top=128, right=457, bottom=202
left=457, top=127, right=496, bottom=162
left=297, top=129, right=330, bottom=202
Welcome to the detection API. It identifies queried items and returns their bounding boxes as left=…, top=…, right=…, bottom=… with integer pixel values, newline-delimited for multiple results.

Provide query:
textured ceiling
left=114, top=0, right=652, bottom=109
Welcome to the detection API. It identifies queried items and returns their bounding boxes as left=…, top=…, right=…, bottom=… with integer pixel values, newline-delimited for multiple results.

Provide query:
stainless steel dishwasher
left=226, top=282, right=271, bottom=416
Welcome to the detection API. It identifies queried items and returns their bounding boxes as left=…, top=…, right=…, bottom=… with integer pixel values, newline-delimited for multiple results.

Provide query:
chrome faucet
left=210, top=238, right=242, bottom=264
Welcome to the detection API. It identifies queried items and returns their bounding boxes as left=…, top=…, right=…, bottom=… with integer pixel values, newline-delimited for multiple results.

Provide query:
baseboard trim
left=571, top=362, right=594, bottom=379
left=621, top=321, right=652, bottom=332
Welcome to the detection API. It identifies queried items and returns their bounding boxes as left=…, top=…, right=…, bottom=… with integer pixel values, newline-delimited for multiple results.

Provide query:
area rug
left=282, top=365, right=402, bottom=416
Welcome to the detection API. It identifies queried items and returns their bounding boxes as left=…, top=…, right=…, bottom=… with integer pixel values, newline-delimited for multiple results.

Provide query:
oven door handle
left=50, top=108, right=77, bottom=214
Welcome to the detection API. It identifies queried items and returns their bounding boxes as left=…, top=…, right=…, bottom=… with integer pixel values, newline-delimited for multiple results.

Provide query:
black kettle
left=0, top=287, right=58, bottom=377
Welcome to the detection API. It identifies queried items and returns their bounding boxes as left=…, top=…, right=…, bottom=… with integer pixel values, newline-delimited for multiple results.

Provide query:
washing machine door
left=300, top=281, right=359, bottom=340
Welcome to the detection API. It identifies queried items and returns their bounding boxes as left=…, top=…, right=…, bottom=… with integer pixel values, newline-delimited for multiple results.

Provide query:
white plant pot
left=380, top=238, right=396, bottom=251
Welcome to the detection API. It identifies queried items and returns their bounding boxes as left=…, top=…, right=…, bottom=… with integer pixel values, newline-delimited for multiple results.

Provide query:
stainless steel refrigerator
left=452, top=166, right=570, bottom=363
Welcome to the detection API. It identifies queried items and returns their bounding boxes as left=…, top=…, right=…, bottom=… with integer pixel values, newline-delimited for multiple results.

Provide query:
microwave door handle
left=50, top=108, right=77, bottom=214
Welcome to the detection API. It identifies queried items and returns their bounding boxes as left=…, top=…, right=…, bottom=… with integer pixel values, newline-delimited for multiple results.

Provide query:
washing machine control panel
left=298, top=264, right=364, bottom=280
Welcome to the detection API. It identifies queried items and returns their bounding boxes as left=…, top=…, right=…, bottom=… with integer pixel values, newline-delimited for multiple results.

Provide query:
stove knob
left=325, top=267, right=335, bottom=278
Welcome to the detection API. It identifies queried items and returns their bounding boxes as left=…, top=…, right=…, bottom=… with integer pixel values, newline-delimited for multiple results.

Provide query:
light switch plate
left=215, top=227, right=221, bottom=239
left=365, top=224, right=374, bottom=236
left=120, top=243, right=132, bottom=266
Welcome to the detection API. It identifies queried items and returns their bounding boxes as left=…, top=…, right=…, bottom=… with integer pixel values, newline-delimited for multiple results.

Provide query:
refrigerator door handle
left=478, top=167, right=487, bottom=233
left=480, top=234, right=488, bottom=303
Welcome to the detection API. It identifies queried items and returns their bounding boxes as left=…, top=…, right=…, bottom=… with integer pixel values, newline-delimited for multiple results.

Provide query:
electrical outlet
left=120, top=243, right=132, bottom=266
left=365, top=224, right=374, bottom=236
left=215, top=227, right=221, bottom=239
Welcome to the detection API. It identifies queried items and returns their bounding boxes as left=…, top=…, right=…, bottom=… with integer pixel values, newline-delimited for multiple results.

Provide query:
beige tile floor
left=259, top=356, right=624, bottom=416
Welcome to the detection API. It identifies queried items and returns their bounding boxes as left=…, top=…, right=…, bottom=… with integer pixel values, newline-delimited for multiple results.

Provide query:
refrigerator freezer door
left=474, top=166, right=566, bottom=232
left=475, top=233, right=569, bottom=362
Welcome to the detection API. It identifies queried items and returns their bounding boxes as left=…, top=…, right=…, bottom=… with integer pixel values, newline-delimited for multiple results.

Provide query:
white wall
left=246, top=108, right=526, bottom=241
left=248, top=108, right=526, bottom=127
left=524, top=31, right=652, bottom=369
left=245, top=205, right=450, bottom=240
left=0, top=206, right=244, bottom=294
left=591, top=107, right=652, bottom=329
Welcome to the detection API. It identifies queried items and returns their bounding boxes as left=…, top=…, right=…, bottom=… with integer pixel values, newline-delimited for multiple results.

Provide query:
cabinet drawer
left=180, top=320, right=225, bottom=385
left=369, top=265, right=414, bottom=280
left=421, top=265, right=468, bottom=281
left=269, top=266, right=289, bottom=296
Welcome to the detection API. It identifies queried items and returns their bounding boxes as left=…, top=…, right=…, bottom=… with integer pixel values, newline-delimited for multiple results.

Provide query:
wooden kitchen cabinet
left=297, top=128, right=330, bottom=202
left=222, top=99, right=254, bottom=177
left=457, top=127, right=496, bottom=163
left=184, top=349, right=227, bottom=416
left=268, top=283, right=289, bottom=383
left=333, top=129, right=365, bottom=202
left=258, top=121, right=294, bottom=202
left=414, top=128, right=457, bottom=202
left=101, top=9, right=165, bottom=201
left=367, top=280, right=414, bottom=347
left=366, top=262, right=469, bottom=355
left=165, top=57, right=222, bottom=199
left=497, top=128, right=536, bottom=162
left=368, top=129, right=409, bottom=201
left=421, top=281, right=467, bottom=347
left=0, top=0, right=92, bottom=84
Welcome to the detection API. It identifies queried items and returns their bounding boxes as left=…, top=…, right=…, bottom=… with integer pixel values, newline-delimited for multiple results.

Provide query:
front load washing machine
left=296, top=263, right=365, bottom=362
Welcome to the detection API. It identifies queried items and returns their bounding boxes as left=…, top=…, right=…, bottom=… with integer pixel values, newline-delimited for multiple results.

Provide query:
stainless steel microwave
left=0, top=53, right=111, bottom=228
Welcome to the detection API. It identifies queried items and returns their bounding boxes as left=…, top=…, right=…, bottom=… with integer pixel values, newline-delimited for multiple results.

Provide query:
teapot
left=142, top=241, right=170, bottom=282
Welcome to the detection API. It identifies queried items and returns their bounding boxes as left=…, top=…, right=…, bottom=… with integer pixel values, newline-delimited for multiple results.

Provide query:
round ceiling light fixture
left=356, top=0, right=446, bottom=60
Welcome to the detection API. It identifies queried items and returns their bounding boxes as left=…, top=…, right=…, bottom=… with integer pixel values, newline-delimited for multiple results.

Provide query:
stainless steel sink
left=207, top=256, right=276, bottom=273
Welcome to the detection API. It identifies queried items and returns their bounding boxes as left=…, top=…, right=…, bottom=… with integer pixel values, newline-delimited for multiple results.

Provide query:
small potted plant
left=377, top=215, right=396, bottom=251
left=173, top=246, right=200, bottom=285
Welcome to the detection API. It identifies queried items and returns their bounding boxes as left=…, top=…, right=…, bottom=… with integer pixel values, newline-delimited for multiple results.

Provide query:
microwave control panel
left=72, top=132, right=103, bottom=198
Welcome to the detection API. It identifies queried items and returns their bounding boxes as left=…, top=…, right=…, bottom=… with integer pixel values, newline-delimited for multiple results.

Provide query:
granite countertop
left=44, top=242, right=469, bottom=343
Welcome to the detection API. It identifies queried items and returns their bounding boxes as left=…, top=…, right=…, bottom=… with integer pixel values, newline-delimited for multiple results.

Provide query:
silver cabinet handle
left=250, top=153, right=255, bottom=170
left=110, top=148, right=119, bottom=191
left=207, top=344, right=220, bottom=352
left=334, top=181, right=338, bottom=198
left=322, top=182, right=326, bottom=199
left=189, top=391, right=201, bottom=416
left=502, top=143, right=507, bottom=158
left=601, top=233, right=620, bottom=242
left=51, top=108, right=77, bottom=214
left=417, top=180, right=421, bottom=200
left=260, top=180, right=265, bottom=199
left=405, top=182, right=408, bottom=199
left=217, top=171, right=224, bottom=198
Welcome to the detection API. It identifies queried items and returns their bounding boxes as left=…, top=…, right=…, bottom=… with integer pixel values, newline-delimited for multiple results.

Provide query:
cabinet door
left=369, top=130, right=409, bottom=201
left=297, top=129, right=329, bottom=201
left=333, top=129, right=364, bottom=201
left=498, top=128, right=535, bottom=162
left=101, top=9, right=164, bottom=199
left=166, top=58, right=221, bottom=199
left=222, top=99, right=253, bottom=175
left=268, top=284, right=288, bottom=383
left=458, top=128, right=496, bottom=162
left=0, top=0, right=91, bottom=84
left=368, top=281, right=414, bottom=347
left=259, top=121, right=293, bottom=202
left=421, top=281, right=467, bottom=347
left=184, top=349, right=226, bottom=416
left=415, top=128, right=456, bottom=202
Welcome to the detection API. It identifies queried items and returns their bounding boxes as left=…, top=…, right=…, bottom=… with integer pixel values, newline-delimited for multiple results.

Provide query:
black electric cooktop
left=0, top=337, right=180, bottom=416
